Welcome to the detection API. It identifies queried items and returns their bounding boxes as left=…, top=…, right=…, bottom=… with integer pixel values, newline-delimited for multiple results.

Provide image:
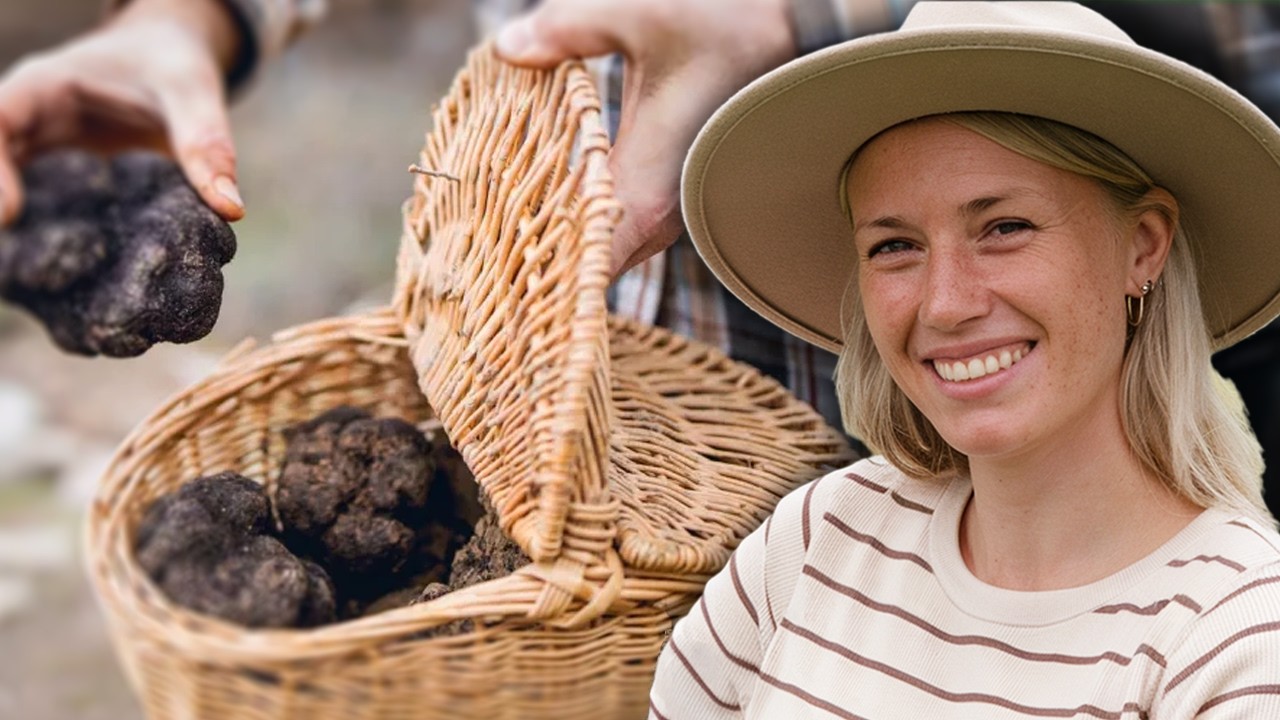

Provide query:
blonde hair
left=835, top=112, right=1272, bottom=528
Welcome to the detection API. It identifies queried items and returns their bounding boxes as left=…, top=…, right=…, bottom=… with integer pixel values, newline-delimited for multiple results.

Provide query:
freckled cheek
left=859, top=274, right=918, bottom=329
left=1066, top=274, right=1130, bottom=352
left=1036, top=291, right=1127, bottom=391
left=860, top=282, right=918, bottom=367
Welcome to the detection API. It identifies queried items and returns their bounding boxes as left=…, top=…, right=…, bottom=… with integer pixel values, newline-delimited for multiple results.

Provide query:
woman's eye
left=992, top=220, right=1032, bottom=236
left=867, top=239, right=914, bottom=258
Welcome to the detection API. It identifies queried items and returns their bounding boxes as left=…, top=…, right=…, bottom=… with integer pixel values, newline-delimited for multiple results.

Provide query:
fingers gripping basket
left=87, top=45, right=855, bottom=720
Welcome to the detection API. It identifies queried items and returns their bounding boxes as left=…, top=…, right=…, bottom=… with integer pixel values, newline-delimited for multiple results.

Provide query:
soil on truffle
left=445, top=502, right=529, bottom=593
left=274, top=406, right=460, bottom=615
left=404, top=492, right=530, bottom=638
left=276, top=408, right=529, bottom=630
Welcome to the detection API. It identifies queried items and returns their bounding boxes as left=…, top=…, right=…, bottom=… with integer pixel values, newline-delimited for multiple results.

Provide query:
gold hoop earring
left=1126, top=279, right=1154, bottom=327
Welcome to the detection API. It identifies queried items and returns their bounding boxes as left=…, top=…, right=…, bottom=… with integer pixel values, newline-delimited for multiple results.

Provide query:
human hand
left=0, top=0, right=245, bottom=226
left=495, top=0, right=797, bottom=277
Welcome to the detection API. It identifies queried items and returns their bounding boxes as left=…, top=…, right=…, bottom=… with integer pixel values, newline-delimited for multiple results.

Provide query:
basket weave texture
left=87, top=44, right=856, bottom=720
left=394, top=45, right=854, bottom=616
left=395, top=46, right=619, bottom=582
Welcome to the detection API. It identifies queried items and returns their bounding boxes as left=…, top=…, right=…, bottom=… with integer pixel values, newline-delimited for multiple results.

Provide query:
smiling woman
left=838, top=113, right=1265, bottom=536
left=655, top=2, right=1280, bottom=718
left=846, top=117, right=1154, bottom=477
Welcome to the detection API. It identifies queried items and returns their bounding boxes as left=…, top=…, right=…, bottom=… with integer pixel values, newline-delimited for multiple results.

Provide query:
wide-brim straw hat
left=682, top=1, right=1280, bottom=353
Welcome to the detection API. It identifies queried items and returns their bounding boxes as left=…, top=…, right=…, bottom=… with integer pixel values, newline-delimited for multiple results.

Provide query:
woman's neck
left=959, top=403, right=1202, bottom=591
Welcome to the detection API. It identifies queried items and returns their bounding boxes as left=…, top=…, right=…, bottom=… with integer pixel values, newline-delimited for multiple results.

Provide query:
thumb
left=495, top=2, right=633, bottom=68
left=0, top=66, right=40, bottom=226
left=159, top=80, right=244, bottom=221
left=0, top=132, right=24, bottom=227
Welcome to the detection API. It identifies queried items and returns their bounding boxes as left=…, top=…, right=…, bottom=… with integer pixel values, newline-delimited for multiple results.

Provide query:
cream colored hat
left=682, top=1, right=1280, bottom=352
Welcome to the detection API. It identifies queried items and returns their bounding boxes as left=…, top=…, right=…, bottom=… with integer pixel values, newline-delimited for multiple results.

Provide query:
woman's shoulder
left=838, top=455, right=949, bottom=503
left=1160, top=512, right=1280, bottom=642
left=1156, top=526, right=1280, bottom=713
left=1193, top=511, right=1280, bottom=576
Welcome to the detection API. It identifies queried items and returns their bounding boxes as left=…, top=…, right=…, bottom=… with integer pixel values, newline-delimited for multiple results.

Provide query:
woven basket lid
left=395, top=45, right=617, bottom=569
left=395, top=45, right=854, bottom=578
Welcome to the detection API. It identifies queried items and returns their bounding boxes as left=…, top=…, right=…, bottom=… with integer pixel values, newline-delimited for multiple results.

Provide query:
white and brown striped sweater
left=650, top=457, right=1280, bottom=719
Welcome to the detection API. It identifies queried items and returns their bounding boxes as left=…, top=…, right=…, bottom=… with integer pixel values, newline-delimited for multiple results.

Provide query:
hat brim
left=682, top=27, right=1280, bottom=353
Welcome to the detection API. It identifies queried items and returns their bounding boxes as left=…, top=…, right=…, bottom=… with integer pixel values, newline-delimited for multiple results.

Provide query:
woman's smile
left=925, top=340, right=1034, bottom=383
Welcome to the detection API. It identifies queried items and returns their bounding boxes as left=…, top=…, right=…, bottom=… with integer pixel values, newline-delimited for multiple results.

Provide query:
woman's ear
left=1127, top=187, right=1177, bottom=294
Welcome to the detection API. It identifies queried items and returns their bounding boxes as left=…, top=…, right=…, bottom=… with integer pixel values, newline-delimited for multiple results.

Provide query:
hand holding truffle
left=0, top=150, right=236, bottom=357
left=0, top=0, right=245, bottom=225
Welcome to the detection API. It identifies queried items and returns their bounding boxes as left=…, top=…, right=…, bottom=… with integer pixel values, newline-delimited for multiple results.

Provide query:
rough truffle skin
left=0, top=150, right=236, bottom=357
left=275, top=407, right=437, bottom=598
left=446, top=506, right=530, bottom=592
left=135, top=472, right=336, bottom=628
left=408, top=497, right=529, bottom=638
left=412, top=495, right=529, bottom=603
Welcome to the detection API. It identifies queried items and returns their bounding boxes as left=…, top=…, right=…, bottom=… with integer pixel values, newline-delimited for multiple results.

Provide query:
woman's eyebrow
left=960, top=187, right=1048, bottom=217
left=853, top=215, right=910, bottom=234
left=960, top=195, right=1008, bottom=217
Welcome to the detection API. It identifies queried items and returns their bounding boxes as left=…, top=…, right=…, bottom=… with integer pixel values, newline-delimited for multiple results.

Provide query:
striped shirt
left=650, top=457, right=1280, bottom=719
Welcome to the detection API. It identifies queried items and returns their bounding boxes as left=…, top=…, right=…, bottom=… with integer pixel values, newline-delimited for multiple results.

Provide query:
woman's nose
left=917, top=247, right=990, bottom=331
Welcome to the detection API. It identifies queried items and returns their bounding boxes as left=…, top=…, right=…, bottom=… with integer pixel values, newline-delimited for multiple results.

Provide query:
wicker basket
left=87, top=45, right=856, bottom=720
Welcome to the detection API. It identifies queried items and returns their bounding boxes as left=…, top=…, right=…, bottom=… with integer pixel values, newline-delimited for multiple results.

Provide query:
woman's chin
left=934, top=422, right=1034, bottom=464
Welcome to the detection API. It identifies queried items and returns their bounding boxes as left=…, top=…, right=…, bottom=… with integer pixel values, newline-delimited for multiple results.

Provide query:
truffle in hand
left=0, top=150, right=236, bottom=357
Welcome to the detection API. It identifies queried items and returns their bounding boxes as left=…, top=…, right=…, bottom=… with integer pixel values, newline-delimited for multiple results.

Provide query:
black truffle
left=445, top=501, right=529, bottom=593
left=275, top=407, right=437, bottom=598
left=135, top=472, right=336, bottom=628
left=0, top=150, right=236, bottom=357
left=407, top=496, right=529, bottom=638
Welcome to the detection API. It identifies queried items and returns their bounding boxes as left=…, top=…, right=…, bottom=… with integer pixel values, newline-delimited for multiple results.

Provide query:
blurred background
left=0, top=1, right=472, bottom=717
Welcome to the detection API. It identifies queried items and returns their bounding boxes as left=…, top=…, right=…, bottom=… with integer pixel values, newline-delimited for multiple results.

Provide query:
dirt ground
left=0, top=1, right=474, bottom=717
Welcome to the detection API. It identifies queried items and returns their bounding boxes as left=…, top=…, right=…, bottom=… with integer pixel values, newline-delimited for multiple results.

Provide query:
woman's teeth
left=933, top=346, right=1026, bottom=382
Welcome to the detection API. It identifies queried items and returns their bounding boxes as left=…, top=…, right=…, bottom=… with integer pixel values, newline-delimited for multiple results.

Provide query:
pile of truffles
left=135, top=472, right=336, bottom=628
left=135, top=407, right=528, bottom=630
left=275, top=406, right=466, bottom=612
left=0, top=150, right=236, bottom=357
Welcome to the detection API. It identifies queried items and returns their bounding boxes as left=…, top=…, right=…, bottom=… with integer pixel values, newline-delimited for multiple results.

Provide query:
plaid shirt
left=148, top=0, right=1280, bottom=433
